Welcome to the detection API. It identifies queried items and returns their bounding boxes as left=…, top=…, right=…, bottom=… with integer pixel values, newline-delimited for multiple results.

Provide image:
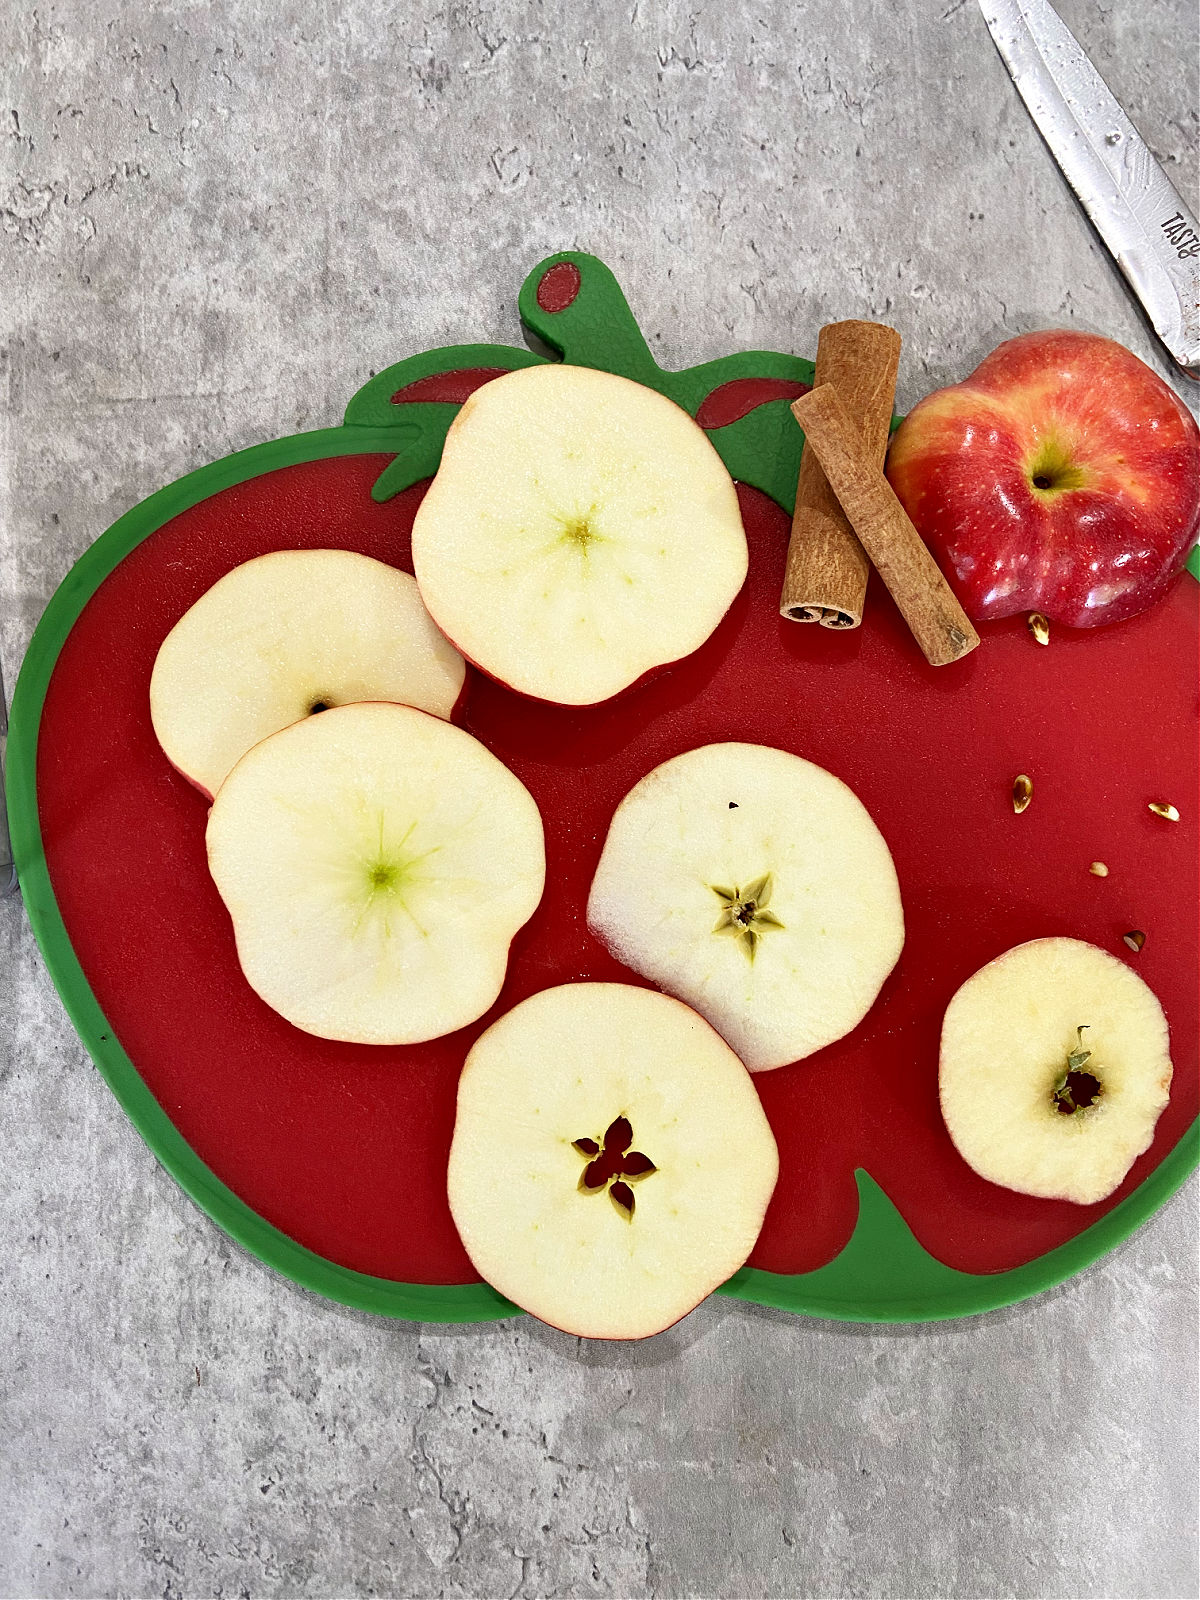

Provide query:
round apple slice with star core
left=587, top=742, right=904, bottom=1072
left=410, top=363, right=748, bottom=705
left=151, top=549, right=466, bottom=799
left=447, top=983, right=779, bottom=1339
left=206, top=701, right=544, bottom=1045
left=940, top=938, right=1173, bottom=1205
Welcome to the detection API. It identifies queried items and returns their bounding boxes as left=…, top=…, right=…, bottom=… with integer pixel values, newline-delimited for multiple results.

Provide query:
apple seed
left=1027, top=612, right=1050, bottom=646
left=1012, top=774, right=1033, bottom=814
left=1148, top=801, right=1180, bottom=822
left=1123, top=929, right=1146, bottom=954
left=1089, top=862, right=1109, bottom=877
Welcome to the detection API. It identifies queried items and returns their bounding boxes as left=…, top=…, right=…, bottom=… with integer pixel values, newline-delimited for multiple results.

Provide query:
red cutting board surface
left=35, top=452, right=1199, bottom=1282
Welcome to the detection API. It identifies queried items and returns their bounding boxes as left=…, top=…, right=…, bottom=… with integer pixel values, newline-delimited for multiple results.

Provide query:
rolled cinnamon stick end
left=790, top=384, right=980, bottom=667
left=780, top=320, right=901, bottom=628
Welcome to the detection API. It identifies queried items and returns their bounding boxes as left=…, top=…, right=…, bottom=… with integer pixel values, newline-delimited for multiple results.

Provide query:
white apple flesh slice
left=447, top=982, right=778, bottom=1339
left=940, top=938, right=1173, bottom=1204
left=410, top=364, right=748, bottom=705
left=206, top=701, right=544, bottom=1044
left=587, top=742, right=904, bottom=1072
left=151, top=549, right=466, bottom=799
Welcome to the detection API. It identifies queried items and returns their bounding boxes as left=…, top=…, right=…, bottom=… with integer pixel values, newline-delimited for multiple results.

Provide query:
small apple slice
left=587, top=742, right=904, bottom=1072
left=206, top=701, right=544, bottom=1044
left=940, top=938, right=1173, bottom=1205
left=447, top=982, right=778, bottom=1339
left=410, top=364, right=748, bottom=705
left=151, top=549, right=466, bottom=798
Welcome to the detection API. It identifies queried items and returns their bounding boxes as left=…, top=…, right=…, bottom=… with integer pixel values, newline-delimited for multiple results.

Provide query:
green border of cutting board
left=7, top=252, right=1198, bottom=1326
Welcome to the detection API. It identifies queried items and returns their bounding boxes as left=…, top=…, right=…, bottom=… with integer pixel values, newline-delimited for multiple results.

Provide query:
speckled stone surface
left=2, top=3, right=1197, bottom=1596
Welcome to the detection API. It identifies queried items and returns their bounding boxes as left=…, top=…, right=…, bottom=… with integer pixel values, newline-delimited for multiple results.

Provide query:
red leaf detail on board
left=696, top=376, right=811, bottom=430
left=535, top=261, right=582, bottom=313
left=390, top=368, right=511, bottom=405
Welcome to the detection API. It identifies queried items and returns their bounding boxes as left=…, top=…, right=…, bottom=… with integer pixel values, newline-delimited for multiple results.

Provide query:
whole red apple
left=886, top=331, right=1200, bottom=627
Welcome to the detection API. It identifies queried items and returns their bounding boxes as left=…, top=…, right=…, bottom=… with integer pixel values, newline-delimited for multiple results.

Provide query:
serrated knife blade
left=980, top=0, right=1199, bottom=380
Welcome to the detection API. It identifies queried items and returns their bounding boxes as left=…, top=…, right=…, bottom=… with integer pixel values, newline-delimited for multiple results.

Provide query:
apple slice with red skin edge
left=447, top=982, right=779, bottom=1339
left=940, top=938, right=1172, bottom=1205
left=206, top=700, right=545, bottom=1045
left=150, top=549, right=466, bottom=801
left=411, top=364, right=749, bottom=706
left=885, top=330, right=1200, bottom=629
left=587, top=742, right=904, bottom=1072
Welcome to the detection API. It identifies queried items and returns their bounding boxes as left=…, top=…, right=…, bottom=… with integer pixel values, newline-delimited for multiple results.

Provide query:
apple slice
left=587, top=742, right=904, bottom=1072
left=206, top=701, right=544, bottom=1044
left=940, top=938, right=1173, bottom=1205
left=410, top=364, right=748, bottom=705
left=151, top=549, right=466, bottom=798
left=447, top=982, right=778, bottom=1339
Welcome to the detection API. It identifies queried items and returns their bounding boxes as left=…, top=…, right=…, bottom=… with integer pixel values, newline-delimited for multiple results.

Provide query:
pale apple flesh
left=151, top=549, right=466, bottom=799
left=411, top=363, right=748, bottom=705
left=447, top=982, right=779, bottom=1339
left=886, top=330, right=1200, bottom=627
left=939, top=938, right=1173, bottom=1205
left=587, top=742, right=904, bottom=1072
left=206, top=702, right=545, bottom=1045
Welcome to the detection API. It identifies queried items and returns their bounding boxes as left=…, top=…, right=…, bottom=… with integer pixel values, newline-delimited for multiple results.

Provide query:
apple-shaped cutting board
left=9, top=254, right=1197, bottom=1323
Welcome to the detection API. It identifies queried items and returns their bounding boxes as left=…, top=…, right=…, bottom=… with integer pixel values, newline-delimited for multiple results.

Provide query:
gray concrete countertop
left=2, top=3, right=1197, bottom=1596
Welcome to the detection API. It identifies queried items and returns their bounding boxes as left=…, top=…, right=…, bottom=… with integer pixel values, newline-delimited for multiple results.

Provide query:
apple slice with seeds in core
left=587, top=742, right=904, bottom=1072
left=940, top=937, right=1173, bottom=1204
left=151, top=549, right=466, bottom=799
left=410, top=363, right=749, bottom=705
left=206, top=701, right=544, bottom=1045
left=447, top=982, right=779, bottom=1339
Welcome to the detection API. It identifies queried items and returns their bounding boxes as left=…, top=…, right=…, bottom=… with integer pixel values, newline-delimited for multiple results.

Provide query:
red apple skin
left=437, top=629, right=692, bottom=710
left=885, top=331, right=1200, bottom=627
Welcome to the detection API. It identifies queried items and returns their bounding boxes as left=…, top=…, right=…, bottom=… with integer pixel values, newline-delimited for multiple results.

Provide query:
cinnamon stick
left=780, top=320, right=901, bottom=628
left=790, top=384, right=980, bottom=667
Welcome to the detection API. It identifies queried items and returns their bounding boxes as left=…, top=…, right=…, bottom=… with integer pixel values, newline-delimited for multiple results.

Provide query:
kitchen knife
left=979, top=0, right=1199, bottom=381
